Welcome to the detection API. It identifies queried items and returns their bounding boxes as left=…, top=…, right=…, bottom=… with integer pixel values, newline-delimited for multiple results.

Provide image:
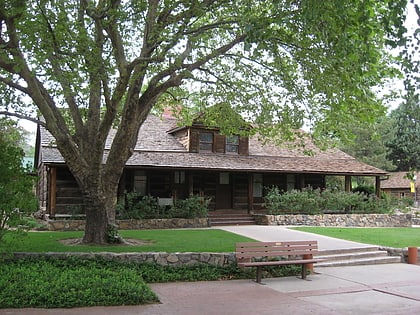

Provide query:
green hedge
left=263, top=187, right=399, bottom=215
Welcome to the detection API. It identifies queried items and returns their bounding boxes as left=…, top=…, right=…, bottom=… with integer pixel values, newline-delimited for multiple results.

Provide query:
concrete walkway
left=218, top=225, right=375, bottom=250
left=2, top=226, right=420, bottom=315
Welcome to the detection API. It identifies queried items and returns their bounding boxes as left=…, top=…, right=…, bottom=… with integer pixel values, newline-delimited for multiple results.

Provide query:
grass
left=1, top=229, right=256, bottom=253
left=293, top=227, right=420, bottom=248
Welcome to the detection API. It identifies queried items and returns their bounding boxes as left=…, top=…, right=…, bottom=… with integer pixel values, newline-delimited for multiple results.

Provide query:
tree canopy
left=0, top=0, right=412, bottom=243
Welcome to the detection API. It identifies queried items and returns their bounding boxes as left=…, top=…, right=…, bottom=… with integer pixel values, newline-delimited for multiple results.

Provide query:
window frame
left=199, top=132, right=214, bottom=152
left=225, top=135, right=239, bottom=154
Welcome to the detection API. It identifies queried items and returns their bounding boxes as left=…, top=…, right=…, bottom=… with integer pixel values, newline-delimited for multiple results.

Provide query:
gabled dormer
left=168, top=124, right=249, bottom=155
left=167, top=103, right=250, bottom=155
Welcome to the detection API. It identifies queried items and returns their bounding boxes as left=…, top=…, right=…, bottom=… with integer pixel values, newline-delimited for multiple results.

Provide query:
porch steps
left=208, top=211, right=256, bottom=226
left=315, top=246, right=401, bottom=267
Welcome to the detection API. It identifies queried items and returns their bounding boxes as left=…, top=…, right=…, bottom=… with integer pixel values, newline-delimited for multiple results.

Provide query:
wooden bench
left=235, top=240, right=323, bottom=284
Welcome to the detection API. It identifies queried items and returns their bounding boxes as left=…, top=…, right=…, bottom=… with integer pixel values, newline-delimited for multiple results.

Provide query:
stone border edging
left=10, top=251, right=235, bottom=267
left=46, top=218, right=209, bottom=231
left=254, top=213, right=412, bottom=227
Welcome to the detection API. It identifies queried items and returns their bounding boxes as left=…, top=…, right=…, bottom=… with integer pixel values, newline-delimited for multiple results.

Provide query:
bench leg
left=301, top=264, right=307, bottom=280
left=256, top=266, right=263, bottom=284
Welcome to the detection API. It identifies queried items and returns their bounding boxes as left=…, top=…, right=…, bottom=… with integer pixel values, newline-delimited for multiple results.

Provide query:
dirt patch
left=59, top=238, right=154, bottom=246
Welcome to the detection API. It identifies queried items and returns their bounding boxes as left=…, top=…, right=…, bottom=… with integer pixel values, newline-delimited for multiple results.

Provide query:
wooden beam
left=248, top=173, right=253, bottom=213
left=188, top=173, right=194, bottom=195
left=49, top=167, right=57, bottom=217
left=375, top=176, right=381, bottom=198
left=345, top=176, right=351, bottom=193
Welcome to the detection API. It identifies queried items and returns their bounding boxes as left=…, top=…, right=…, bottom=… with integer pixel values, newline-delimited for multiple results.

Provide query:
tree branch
left=37, top=0, right=84, bottom=132
left=0, top=111, right=46, bottom=128
left=0, top=76, right=29, bottom=94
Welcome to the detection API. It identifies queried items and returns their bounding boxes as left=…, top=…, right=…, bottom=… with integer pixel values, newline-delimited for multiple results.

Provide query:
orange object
left=408, top=247, right=418, bottom=264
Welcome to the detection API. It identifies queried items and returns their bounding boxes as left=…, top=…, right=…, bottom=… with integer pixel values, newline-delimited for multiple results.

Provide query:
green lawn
left=293, top=227, right=420, bottom=248
left=2, top=229, right=256, bottom=253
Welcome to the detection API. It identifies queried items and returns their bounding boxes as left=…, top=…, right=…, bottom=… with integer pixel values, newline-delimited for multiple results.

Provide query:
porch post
left=375, top=176, right=381, bottom=198
left=345, top=175, right=352, bottom=193
left=48, top=167, right=57, bottom=217
left=299, top=175, right=305, bottom=190
left=188, top=173, right=194, bottom=195
left=248, top=173, right=254, bottom=213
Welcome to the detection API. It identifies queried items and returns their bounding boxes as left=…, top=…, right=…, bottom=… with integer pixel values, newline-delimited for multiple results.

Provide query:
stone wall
left=254, top=213, right=412, bottom=227
left=47, top=218, right=209, bottom=231
left=11, top=251, right=235, bottom=267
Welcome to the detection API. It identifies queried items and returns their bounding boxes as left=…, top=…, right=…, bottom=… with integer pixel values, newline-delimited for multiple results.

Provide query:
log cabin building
left=381, top=172, right=419, bottom=203
left=35, top=112, right=388, bottom=218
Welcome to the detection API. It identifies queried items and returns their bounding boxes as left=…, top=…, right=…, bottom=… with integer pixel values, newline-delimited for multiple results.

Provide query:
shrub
left=116, top=193, right=163, bottom=219
left=168, top=195, right=210, bottom=219
left=116, top=193, right=210, bottom=219
left=264, top=187, right=392, bottom=214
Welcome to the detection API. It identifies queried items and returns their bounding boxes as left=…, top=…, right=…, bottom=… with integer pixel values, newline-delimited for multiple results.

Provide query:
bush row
left=116, top=194, right=210, bottom=220
left=263, top=187, right=413, bottom=215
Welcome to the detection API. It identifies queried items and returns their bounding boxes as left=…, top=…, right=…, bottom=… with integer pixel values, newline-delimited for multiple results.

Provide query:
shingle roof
left=38, top=114, right=387, bottom=176
left=381, top=172, right=420, bottom=189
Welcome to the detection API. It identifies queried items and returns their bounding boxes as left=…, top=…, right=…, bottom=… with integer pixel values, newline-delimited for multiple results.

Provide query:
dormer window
left=226, top=135, right=239, bottom=154
left=199, top=132, right=213, bottom=152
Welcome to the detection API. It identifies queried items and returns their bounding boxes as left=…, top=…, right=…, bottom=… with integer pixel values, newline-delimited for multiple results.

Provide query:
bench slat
left=236, top=244, right=318, bottom=251
left=236, top=250, right=318, bottom=259
left=238, top=259, right=322, bottom=268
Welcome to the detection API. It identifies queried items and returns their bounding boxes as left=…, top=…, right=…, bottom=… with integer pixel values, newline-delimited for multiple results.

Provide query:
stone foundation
left=11, top=251, right=235, bottom=267
left=46, top=218, right=209, bottom=231
left=255, top=213, right=412, bottom=227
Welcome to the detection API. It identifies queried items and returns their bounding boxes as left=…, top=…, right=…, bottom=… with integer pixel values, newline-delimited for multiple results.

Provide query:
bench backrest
left=235, top=241, right=319, bottom=263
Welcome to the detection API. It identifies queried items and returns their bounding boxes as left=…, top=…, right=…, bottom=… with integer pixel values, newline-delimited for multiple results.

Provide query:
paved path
left=218, top=225, right=374, bottom=250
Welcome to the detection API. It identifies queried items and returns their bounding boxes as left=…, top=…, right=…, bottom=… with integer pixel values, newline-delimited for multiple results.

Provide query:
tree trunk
left=79, top=181, right=120, bottom=244
left=83, top=202, right=109, bottom=244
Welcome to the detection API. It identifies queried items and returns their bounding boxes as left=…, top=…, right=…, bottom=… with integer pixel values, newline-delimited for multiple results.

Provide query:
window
left=134, top=171, right=147, bottom=195
left=174, top=171, right=185, bottom=184
left=253, top=174, right=263, bottom=197
left=287, top=174, right=295, bottom=191
left=226, top=135, right=239, bottom=154
left=220, top=172, right=230, bottom=184
left=199, top=132, right=213, bottom=152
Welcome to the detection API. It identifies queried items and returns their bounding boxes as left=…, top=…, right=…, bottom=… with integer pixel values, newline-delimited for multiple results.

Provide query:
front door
left=216, top=172, right=232, bottom=209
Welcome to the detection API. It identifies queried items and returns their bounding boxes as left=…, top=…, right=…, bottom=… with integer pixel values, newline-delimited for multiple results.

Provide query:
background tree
left=0, top=118, right=37, bottom=245
left=0, top=0, right=409, bottom=244
left=386, top=0, right=419, bottom=172
left=386, top=94, right=420, bottom=171
left=339, top=116, right=397, bottom=172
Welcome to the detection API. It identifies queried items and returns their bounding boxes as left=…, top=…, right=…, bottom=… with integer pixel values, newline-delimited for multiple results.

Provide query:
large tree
left=0, top=0, right=410, bottom=243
